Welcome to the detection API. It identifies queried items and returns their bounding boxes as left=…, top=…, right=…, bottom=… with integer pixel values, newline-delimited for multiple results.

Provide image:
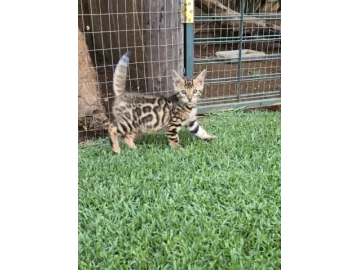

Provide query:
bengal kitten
left=108, top=51, right=216, bottom=153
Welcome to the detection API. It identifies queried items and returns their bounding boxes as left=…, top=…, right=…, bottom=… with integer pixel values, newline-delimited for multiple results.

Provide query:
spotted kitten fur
left=108, top=51, right=216, bottom=153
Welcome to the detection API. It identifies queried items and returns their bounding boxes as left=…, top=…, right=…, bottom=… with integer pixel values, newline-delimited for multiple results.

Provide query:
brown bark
left=78, top=27, right=109, bottom=130
left=78, top=0, right=148, bottom=93
left=78, top=0, right=183, bottom=97
left=194, top=0, right=280, bottom=35
left=143, top=0, right=184, bottom=95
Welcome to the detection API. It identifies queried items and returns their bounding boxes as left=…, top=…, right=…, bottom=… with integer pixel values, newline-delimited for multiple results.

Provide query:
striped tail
left=113, top=51, right=131, bottom=96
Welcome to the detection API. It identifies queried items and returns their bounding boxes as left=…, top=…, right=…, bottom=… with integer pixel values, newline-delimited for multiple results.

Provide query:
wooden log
left=78, top=27, right=108, bottom=130
left=78, top=0, right=148, bottom=95
left=215, top=49, right=265, bottom=59
left=79, top=0, right=183, bottom=97
left=143, top=0, right=184, bottom=95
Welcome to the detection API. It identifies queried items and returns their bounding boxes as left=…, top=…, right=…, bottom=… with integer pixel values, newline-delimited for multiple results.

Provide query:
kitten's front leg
left=166, top=126, right=181, bottom=150
left=187, top=120, right=216, bottom=141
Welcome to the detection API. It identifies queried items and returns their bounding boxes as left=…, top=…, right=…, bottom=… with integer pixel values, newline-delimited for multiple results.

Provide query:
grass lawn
left=78, top=110, right=281, bottom=269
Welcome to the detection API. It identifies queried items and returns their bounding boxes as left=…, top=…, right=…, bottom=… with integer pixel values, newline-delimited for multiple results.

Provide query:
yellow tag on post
left=181, top=0, right=194, bottom=23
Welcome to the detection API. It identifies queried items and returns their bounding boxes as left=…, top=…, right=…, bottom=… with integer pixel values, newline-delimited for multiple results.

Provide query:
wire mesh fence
left=193, top=0, right=281, bottom=108
left=78, top=0, right=281, bottom=141
left=78, top=0, right=183, bottom=141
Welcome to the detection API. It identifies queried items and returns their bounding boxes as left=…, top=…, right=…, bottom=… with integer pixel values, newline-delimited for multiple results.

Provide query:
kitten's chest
left=181, top=108, right=197, bottom=126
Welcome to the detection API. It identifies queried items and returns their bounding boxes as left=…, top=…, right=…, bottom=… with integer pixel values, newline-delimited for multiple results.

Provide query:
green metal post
left=182, top=0, right=194, bottom=77
left=184, top=23, right=194, bottom=77
left=236, top=0, right=245, bottom=101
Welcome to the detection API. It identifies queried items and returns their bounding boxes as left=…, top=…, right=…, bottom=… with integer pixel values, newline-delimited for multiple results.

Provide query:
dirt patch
left=244, top=104, right=281, bottom=112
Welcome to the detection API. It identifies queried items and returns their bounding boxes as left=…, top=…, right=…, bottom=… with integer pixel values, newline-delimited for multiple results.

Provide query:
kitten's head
left=171, top=69, right=207, bottom=105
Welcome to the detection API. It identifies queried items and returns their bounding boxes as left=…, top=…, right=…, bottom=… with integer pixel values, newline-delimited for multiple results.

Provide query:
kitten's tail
left=113, top=51, right=131, bottom=97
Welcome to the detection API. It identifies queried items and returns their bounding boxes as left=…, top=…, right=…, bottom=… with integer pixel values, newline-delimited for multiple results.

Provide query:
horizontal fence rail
left=193, top=0, right=281, bottom=113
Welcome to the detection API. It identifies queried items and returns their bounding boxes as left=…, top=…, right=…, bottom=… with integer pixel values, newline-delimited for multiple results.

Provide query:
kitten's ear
left=194, top=69, right=207, bottom=88
left=171, top=70, right=184, bottom=87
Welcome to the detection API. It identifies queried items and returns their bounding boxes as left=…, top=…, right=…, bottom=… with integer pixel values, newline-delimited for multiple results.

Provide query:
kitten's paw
left=173, top=145, right=183, bottom=151
left=204, top=135, right=216, bottom=141
left=169, top=141, right=181, bottom=150
left=112, top=146, right=121, bottom=154
left=112, top=149, right=121, bottom=154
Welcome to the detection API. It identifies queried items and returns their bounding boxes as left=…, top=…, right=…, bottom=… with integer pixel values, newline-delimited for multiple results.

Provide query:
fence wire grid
left=78, top=0, right=281, bottom=141
left=194, top=0, right=281, bottom=108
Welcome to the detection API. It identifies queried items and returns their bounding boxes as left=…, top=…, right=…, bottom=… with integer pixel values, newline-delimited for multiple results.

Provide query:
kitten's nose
left=188, top=98, right=192, bottom=102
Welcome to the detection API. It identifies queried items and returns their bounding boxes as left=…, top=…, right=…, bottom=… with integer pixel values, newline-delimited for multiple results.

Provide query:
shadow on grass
left=134, top=131, right=197, bottom=149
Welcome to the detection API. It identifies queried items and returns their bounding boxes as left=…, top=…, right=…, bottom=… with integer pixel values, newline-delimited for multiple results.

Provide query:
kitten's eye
left=193, top=89, right=198, bottom=94
left=181, top=90, right=186, bottom=94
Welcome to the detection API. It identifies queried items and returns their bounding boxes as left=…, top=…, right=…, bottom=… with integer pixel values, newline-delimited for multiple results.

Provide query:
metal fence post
left=237, top=0, right=245, bottom=101
left=182, top=0, right=194, bottom=77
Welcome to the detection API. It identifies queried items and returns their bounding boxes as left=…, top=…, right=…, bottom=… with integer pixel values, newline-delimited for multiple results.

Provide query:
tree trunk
left=78, top=27, right=109, bottom=130
left=143, top=0, right=184, bottom=96
left=78, top=0, right=149, bottom=94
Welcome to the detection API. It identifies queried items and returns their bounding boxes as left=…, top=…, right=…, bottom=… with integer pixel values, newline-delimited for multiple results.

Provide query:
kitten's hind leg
left=123, top=132, right=137, bottom=149
left=187, top=120, right=216, bottom=141
left=108, top=123, right=121, bottom=154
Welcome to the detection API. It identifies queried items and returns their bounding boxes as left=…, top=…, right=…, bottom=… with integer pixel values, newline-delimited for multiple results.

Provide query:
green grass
left=78, top=110, right=281, bottom=269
